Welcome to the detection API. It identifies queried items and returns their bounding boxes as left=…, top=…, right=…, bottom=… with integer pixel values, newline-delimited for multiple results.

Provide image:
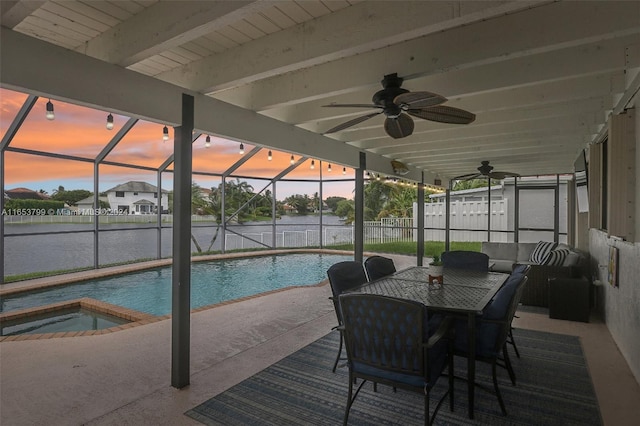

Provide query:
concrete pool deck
left=0, top=249, right=353, bottom=342
left=1, top=254, right=639, bottom=425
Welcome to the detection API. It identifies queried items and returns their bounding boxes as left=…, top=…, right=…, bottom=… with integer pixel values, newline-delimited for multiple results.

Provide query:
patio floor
left=1, top=254, right=639, bottom=425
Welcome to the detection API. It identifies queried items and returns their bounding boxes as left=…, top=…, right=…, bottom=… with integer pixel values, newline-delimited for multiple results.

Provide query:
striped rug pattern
left=186, top=329, right=602, bottom=425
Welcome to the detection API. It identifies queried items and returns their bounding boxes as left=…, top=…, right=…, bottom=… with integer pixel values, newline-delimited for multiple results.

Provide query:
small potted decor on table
left=428, top=254, right=444, bottom=286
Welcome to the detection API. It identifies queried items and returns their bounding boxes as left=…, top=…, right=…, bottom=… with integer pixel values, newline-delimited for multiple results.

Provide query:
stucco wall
left=590, top=229, right=640, bottom=384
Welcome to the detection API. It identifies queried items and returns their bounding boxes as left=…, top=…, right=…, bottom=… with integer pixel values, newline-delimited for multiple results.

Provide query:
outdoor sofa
left=481, top=241, right=589, bottom=312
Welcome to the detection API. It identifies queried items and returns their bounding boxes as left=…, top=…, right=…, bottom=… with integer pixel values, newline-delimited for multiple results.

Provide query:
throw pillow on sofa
left=543, top=248, right=571, bottom=266
left=529, top=241, right=558, bottom=264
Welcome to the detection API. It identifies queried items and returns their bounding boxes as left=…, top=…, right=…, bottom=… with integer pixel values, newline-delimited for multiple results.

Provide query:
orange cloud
left=1, top=89, right=355, bottom=199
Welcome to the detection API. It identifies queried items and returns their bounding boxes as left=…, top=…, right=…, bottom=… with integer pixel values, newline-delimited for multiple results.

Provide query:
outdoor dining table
left=350, top=266, right=509, bottom=419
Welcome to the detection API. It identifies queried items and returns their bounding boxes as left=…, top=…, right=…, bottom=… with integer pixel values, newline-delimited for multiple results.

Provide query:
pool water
left=0, top=253, right=351, bottom=316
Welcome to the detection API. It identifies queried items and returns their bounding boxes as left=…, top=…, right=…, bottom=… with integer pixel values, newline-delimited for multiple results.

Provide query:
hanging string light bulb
left=162, top=126, right=169, bottom=141
left=205, top=135, right=211, bottom=148
left=239, top=143, right=244, bottom=154
left=45, top=99, right=55, bottom=120
left=343, top=167, right=346, bottom=175
left=310, top=160, right=315, bottom=169
left=268, top=150, right=273, bottom=161
left=328, top=164, right=332, bottom=172
left=106, top=113, right=114, bottom=130
left=290, top=155, right=295, bottom=165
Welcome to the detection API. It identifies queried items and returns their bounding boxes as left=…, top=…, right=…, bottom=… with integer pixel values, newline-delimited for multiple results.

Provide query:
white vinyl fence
left=419, top=200, right=509, bottom=242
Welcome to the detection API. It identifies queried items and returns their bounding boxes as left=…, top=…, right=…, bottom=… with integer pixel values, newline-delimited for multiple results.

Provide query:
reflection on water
left=3, top=215, right=350, bottom=276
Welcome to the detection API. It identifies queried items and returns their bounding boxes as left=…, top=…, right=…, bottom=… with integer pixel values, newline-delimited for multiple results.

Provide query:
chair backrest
left=482, top=274, right=528, bottom=352
left=364, top=255, right=397, bottom=281
left=512, top=264, right=531, bottom=275
left=455, top=273, right=528, bottom=357
left=327, top=261, right=368, bottom=324
left=339, top=293, right=426, bottom=376
left=441, top=250, right=489, bottom=271
left=484, top=273, right=528, bottom=321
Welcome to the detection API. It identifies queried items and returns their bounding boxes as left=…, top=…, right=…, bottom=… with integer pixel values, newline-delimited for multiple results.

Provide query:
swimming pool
left=0, top=253, right=352, bottom=316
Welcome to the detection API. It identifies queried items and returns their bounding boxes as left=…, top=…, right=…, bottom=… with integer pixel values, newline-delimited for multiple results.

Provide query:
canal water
left=2, top=215, right=351, bottom=277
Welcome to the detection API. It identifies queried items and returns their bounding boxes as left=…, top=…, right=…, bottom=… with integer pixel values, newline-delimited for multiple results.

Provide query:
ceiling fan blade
left=488, top=171, right=521, bottom=180
left=453, top=172, right=481, bottom=181
left=384, top=113, right=414, bottom=139
left=394, top=91, right=446, bottom=108
left=322, top=103, right=382, bottom=109
left=407, top=105, right=476, bottom=124
left=323, top=111, right=382, bottom=134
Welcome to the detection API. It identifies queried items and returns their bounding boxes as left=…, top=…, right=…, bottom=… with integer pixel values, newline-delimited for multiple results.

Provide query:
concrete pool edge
left=0, top=280, right=332, bottom=342
left=0, top=298, right=160, bottom=341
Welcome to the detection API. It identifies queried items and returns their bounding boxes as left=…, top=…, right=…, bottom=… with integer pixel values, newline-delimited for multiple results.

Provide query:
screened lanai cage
left=1, top=90, right=572, bottom=282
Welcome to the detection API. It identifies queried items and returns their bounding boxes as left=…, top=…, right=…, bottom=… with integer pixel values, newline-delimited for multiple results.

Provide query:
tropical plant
left=50, top=188, right=92, bottom=205
left=335, top=199, right=355, bottom=223
left=377, top=185, right=417, bottom=219
left=452, top=178, right=489, bottom=191
left=284, top=194, right=311, bottom=215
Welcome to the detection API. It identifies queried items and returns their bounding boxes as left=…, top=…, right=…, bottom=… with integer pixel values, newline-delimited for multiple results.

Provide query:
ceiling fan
left=323, top=73, right=475, bottom=139
left=454, top=161, right=520, bottom=181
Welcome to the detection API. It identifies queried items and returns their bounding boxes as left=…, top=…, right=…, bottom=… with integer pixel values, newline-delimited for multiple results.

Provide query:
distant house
left=75, top=195, right=109, bottom=213
left=5, top=187, right=48, bottom=200
left=104, top=181, right=169, bottom=214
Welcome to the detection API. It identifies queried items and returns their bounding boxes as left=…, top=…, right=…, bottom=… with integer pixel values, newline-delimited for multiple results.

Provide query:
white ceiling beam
left=266, top=62, right=622, bottom=129
left=79, top=1, right=268, bottom=67
left=0, top=0, right=46, bottom=28
left=0, top=27, right=417, bottom=180
left=213, top=0, right=640, bottom=110
left=156, top=0, right=549, bottom=93
left=340, top=77, right=617, bottom=148
left=300, top=97, right=606, bottom=138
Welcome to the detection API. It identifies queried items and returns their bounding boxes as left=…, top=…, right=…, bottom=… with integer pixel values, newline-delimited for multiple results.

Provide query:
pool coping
left=0, top=249, right=357, bottom=341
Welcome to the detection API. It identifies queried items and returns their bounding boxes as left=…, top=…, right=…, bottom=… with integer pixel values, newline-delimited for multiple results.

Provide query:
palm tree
left=377, top=186, right=417, bottom=219
left=364, top=179, right=394, bottom=220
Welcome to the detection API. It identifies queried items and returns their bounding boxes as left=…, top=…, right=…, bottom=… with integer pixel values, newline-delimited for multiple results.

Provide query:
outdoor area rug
left=186, top=329, right=602, bottom=425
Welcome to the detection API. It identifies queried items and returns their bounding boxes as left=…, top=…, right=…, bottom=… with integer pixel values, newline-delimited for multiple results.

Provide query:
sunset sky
left=1, top=88, right=355, bottom=200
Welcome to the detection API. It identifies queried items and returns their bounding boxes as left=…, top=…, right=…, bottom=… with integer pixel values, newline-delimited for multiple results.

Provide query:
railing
left=223, top=218, right=414, bottom=250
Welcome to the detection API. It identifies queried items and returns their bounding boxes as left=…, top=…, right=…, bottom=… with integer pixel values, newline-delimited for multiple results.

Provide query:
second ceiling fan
left=454, top=160, right=520, bottom=181
left=323, top=73, right=475, bottom=139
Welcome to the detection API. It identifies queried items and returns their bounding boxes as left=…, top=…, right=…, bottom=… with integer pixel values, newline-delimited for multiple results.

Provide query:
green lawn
left=325, top=241, right=481, bottom=257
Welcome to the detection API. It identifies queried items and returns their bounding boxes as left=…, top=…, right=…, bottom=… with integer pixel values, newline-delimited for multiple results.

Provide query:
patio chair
left=339, top=293, right=454, bottom=426
left=507, top=264, right=532, bottom=358
left=441, top=250, right=490, bottom=271
left=364, top=255, right=397, bottom=281
left=452, top=273, right=528, bottom=415
left=327, top=261, right=369, bottom=373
